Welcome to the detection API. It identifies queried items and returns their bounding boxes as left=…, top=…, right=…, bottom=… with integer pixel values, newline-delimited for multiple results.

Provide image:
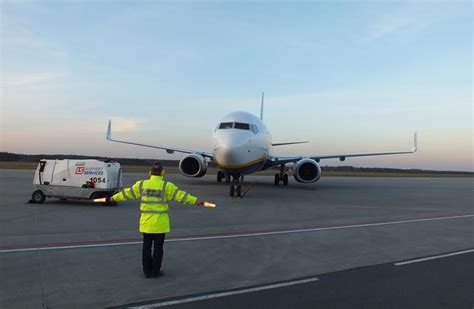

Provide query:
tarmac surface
left=0, top=169, right=473, bottom=308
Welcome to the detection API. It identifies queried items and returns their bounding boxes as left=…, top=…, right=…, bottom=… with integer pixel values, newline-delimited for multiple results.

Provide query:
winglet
left=260, top=92, right=264, bottom=120
left=106, top=120, right=112, bottom=140
left=413, top=131, right=418, bottom=152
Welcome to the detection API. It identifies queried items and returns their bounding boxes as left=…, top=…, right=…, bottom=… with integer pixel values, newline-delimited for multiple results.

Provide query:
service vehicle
left=30, top=159, right=123, bottom=204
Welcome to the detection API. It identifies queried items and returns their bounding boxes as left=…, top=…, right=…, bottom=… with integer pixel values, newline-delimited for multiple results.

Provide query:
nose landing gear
left=229, top=173, right=243, bottom=197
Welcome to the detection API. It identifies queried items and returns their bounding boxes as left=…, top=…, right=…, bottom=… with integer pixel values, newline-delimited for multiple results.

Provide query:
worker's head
left=150, top=163, right=165, bottom=177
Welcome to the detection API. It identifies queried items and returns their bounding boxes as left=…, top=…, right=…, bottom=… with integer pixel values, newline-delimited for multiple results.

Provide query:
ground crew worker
left=109, top=163, right=207, bottom=278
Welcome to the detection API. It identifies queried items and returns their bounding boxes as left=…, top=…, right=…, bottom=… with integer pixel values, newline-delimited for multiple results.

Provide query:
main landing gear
left=274, top=165, right=289, bottom=186
left=229, top=173, right=244, bottom=197
left=217, top=171, right=224, bottom=183
left=217, top=171, right=231, bottom=184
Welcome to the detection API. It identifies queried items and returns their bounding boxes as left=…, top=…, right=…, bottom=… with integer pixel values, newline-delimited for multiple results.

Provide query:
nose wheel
left=229, top=174, right=243, bottom=197
left=229, top=183, right=242, bottom=197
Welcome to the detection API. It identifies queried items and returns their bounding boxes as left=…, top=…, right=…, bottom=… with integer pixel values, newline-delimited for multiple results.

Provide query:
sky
left=1, top=0, right=472, bottom=171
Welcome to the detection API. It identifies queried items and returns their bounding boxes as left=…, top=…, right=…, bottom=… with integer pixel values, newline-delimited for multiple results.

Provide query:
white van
left=31, top=159, right=123, bottom=204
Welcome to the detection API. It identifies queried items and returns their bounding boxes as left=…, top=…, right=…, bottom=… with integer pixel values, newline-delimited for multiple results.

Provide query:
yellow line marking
left=239, top=184, right=254, bottom=198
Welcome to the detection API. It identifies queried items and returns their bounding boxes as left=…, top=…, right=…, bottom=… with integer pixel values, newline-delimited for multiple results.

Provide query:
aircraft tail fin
left=260, top=92, right=264, bottom=120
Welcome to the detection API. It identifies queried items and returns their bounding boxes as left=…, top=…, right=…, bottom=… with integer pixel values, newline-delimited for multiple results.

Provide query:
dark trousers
left=142, top=233, right=166, bottom=276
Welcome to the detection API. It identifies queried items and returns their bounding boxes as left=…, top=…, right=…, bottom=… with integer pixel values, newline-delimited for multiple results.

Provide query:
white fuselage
left=212, top=111, right=272, bottom=174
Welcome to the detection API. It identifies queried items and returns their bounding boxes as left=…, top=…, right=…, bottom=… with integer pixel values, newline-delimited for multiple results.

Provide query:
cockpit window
left=234, top=122, right=250, bottom=130
left=250, top=124, right=259, bottom=134
left=219, top=122, right=234, bottom=129
left=217, top=122, right=257, bottom=133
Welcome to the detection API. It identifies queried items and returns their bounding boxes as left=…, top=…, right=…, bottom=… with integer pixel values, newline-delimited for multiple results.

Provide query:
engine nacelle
left=293, top=159, right=321, bottom=183
left=179, top=154, right=207, bottom=178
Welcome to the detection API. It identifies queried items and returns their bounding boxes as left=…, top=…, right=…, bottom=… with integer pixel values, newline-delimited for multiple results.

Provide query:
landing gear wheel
left=274, top=174, right=280, bottom=185
left=283, top=174, right=289, bottom=186
left=225, top=173, right=231, bottom=184
left=32, top=190, right=46, bottom=204
left=236, top=185, right=242, bottom=197
left=217, top=171, right=224, bottom=183
left=229, top=184, right=235, bottom=197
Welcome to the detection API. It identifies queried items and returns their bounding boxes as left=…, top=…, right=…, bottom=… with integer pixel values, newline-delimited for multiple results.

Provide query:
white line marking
left=0, top=241, right=143, bottom=254
left=168, top=214, right=474, bottom=243
left=1, top=214, right=473, bottom=254
left=128, top=277, right=319, bottom=308
left=394, top=249, right=474, bottom=266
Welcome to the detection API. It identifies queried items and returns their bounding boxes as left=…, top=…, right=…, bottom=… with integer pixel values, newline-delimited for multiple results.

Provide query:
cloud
left=70, top=116, right=145, bottom=134
left=108, top=117, right=143, bottom=133
left=360, top=3, right=453, bottom=43
left=367, top=18, right=407, bottom=41
left=364, top=16, right=429, bottom=42
left=1, top=14, right=68, bottom=58
left=4, top=72, right=65, bottom=86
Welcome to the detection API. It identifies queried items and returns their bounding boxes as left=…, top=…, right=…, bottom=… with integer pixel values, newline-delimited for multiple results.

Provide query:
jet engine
left=179, top=154, right=207, bottom=177
left=293, top=159, right=321, bottom=183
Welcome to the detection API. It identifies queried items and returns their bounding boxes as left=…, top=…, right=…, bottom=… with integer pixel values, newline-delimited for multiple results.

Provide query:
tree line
left=0, top=152, right=471, bottom=175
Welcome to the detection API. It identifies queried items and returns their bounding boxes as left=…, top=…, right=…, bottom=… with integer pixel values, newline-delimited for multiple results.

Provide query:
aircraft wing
left=106, top=120, right=213, bottom=158
left=272, top=141, right=309, bottom=146
left=269, top=133, right=417, bottom=165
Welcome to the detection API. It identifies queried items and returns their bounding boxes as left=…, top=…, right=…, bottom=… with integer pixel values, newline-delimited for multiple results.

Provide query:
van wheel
left=32, top=190, right=46, bottom=204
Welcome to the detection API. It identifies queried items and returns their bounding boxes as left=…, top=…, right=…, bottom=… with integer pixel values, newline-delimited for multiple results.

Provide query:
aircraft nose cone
left=215, top=145, right=243, bottom=165
left=214, top=131, right=252, bottom=167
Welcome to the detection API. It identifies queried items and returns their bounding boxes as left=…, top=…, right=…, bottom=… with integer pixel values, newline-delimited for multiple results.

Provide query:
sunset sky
left=1, top=1, right=472, bottom=171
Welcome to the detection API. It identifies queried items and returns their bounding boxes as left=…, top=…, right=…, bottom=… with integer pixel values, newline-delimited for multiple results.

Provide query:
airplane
left=106, top=94, right=417, bottom=197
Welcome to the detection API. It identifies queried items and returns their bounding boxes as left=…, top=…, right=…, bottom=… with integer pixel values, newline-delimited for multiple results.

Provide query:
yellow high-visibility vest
left=112, top=175, right=198, bottom=233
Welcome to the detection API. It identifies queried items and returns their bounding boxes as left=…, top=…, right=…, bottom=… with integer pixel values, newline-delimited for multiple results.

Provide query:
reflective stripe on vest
left=141, top=209, right=168, bottom=214
left=180, top=193, right=188, bottom=203
left=139, top=180, right=168, bottom=207
left=139, top=180, right=144, bottom=196
left=142, top=189, right=162, bottom=199
left=141, top=200, right=164, bottom=205
left=129, top=186, right=137, bottom=198
left=161, top=181, right=168, bottom=202
left=171, top=188, right=179, bottom=201
left=120, top=189, right=129, bottom=200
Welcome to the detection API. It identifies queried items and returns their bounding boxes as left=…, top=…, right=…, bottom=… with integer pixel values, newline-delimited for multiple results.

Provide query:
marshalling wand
left=203, top=202, right=216, bottom=208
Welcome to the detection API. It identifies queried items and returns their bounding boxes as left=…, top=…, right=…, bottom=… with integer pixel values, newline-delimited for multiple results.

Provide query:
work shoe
left=144, top=273, right=152, bottom=279
left=151, top=271, right=164, bottom=278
